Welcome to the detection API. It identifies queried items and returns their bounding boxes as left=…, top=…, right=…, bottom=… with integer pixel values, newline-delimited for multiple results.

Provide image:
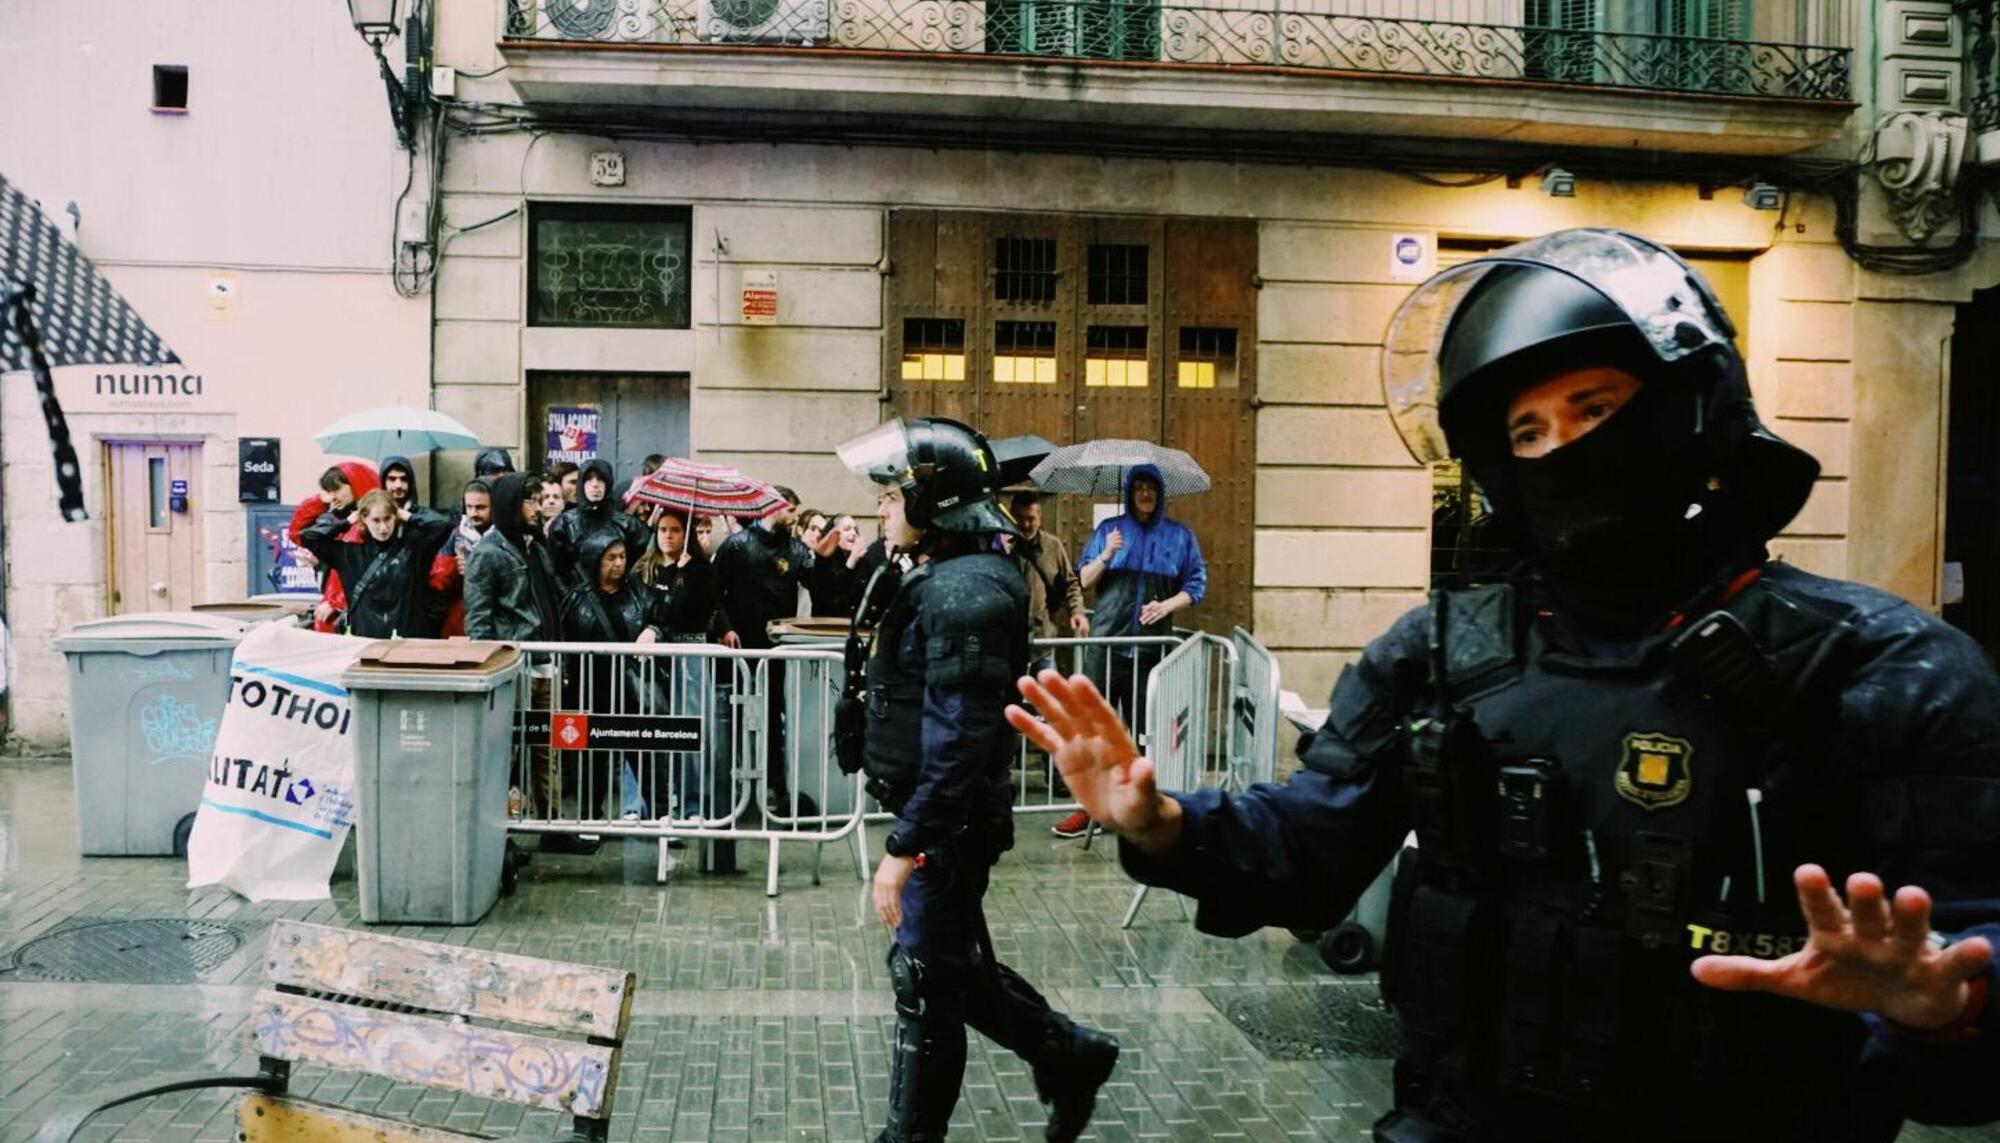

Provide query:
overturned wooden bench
left=35, top=921, right=636, bottom=1143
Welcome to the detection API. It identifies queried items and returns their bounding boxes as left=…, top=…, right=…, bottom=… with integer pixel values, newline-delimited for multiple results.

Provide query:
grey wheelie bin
left=54, top=612, right=263, bottom=856
left=343, top=640, right=522, bottom=925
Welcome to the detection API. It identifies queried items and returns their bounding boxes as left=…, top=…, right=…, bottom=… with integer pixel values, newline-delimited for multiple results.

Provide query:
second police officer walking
left=1010, top=230, right=2000, bottom=1142
left=835, top=417, right=1120, bottom=1143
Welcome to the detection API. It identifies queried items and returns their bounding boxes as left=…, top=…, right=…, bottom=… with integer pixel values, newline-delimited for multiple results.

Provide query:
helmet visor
left=836, top=420, right=914, bottom=485
left=1381, top=228, right=1737, bottom=464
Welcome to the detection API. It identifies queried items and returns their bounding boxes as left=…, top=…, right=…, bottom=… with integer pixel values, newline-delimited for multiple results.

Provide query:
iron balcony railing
left=503, top=0, right=1851, bottom=101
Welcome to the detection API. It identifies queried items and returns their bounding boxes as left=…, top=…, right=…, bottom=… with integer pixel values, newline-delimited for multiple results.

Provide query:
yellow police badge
left=1615, top=731, right=1693, bottom=811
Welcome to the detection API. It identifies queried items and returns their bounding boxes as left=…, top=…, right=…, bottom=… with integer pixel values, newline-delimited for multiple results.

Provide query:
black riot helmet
left=1382, top=228, right=1819, bottom=551
left=836, top=417, right=1019, bottom=536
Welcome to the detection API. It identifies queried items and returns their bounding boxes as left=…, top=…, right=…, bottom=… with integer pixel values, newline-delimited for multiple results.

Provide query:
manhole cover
left=0, top=918, right=253, bottom=984
left=1204, top=983, right=1403, bottom=1061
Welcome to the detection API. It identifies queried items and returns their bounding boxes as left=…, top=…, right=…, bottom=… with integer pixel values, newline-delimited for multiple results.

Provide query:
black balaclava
left=1509, top=373, right=1716, bottom=634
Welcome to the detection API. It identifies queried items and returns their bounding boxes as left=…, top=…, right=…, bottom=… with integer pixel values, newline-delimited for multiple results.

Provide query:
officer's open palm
left=1008, top=670, right=1171, bottom=848
left=1692, top=864, right=1993, bottom=1032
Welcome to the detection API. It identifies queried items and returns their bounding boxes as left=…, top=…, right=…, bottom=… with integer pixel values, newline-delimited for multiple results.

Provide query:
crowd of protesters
left=281, top=444, right=1206, bottom=847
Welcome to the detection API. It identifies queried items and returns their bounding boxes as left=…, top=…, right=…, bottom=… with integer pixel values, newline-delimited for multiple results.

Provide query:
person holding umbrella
left=1052, top=463, right=1207, bottom=839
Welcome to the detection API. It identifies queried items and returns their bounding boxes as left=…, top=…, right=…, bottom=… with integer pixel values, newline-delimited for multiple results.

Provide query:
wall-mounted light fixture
left=345, top=0, right=421, bottom=149
left=1742, top=182, right=1783, bottom=211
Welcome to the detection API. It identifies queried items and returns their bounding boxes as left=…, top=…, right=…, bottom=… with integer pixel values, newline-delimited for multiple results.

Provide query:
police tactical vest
left=862, top=564, right=932, bottom=806
left=1383, top=574, right=1877, bottom=1142
left=861, top=553, right=1032, bottom=814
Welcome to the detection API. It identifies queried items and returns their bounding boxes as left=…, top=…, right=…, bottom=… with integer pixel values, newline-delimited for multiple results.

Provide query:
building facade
left=415, top=0, right=2000, bottom=706
left=0, top=1, right=429, bottom=745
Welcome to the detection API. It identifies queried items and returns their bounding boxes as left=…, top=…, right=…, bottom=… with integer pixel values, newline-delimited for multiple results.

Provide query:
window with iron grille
left=901, top=317, right=967, bottom=382
left=996, top=321, right=1059, bottom=384
left=995, top=237, right=1059, bottom=303
left=1085, top=325, right=1148, bottom=388
left=1176, top=327, right=1238, bottom=389
left=529, top=202, right=692, bottom=329
left=1088, top=244, right=1149, bottom=306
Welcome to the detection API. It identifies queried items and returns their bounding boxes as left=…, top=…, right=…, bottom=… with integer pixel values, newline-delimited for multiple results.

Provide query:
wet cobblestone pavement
left=1, top=758, right=1995, bottom=1142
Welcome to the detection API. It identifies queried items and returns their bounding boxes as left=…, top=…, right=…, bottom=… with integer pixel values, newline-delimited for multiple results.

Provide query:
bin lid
left=53, top=611, right=254, bottom=651
left=190, top=601, right=306, bottom=622
left=342, top=638, right=522, bottom=691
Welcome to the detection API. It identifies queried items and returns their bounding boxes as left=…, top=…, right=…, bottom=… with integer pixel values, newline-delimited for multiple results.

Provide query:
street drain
left=1204, top=983, right=1403, bottom=1061
left=0, top=918, right=255, bottom=984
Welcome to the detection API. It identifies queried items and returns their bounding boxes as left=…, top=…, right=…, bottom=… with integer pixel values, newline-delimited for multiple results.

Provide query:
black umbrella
left=991, top=432, right=1058, bottom=488
left=1, top=171, right=182, bottom=521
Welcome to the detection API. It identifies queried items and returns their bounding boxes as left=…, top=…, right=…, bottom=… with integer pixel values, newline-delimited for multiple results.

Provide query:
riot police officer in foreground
left=1008, top=230, right=2000, bottom=1142
left=836, top=417, right=1120, bottom=1143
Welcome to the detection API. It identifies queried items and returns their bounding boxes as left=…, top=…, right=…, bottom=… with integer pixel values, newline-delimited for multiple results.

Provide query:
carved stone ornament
left=1872, top=109, right=1969, bottom=242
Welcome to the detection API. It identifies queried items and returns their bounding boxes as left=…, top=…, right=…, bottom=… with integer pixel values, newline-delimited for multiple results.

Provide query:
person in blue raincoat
left=1010, top=230, right=2000, bottom=1143
left=1054, top=464, right=1207, bottom=838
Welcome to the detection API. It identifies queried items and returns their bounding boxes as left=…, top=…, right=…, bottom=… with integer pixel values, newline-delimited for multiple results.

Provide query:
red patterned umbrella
left=624, top=457, right=786, bottom=518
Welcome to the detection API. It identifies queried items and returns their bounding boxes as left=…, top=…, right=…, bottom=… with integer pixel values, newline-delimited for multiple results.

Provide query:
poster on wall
left=546, top=405, right=601, bottom=467
left=248, top=504, right=319, bottom=597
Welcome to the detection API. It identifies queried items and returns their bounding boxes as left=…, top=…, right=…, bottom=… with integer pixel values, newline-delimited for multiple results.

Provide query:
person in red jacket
left=288, top=462, right=380, bottom=633
left=428, top=478, right=492, bottom=638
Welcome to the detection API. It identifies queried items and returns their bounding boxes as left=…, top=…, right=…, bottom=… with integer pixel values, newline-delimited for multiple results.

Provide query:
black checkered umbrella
left=1, top=170, right=181, bottom=522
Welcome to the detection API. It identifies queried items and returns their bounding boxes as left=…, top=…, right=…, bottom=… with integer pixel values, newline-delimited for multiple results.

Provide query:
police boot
left=877, top=944, right=965, bottom=1143
left=1033, top=1024, right=1119, bottom=1142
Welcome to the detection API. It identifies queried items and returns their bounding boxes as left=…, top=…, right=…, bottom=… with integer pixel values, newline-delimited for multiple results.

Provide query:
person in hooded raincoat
left=558, top=527, right=667, bottom=820
left=1054, top=464, right=1207, bottom=837
left=548, top=458, right=649, bottom=586
left=288, top=461, right=380, bottom=634
left=378, top=453, right=454, bottom=637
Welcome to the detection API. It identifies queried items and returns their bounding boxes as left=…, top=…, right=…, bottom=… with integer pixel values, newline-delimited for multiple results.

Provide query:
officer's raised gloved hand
left=1692, top=865, right=1994, bottom=1033
left=1007, top=670, right=1183, bottom=857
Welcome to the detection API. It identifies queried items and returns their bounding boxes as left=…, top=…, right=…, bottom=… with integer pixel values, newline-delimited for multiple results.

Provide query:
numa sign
left=94, top=372, right=204, bottom=396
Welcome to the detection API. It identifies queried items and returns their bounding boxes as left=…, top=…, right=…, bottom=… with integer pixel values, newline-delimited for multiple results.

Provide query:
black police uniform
left=864, top=547, right=1116, bottom=1142
left=1126, top=560, right=2000, bottom=1141
left=1124, top=234, right=2000, bottom=1142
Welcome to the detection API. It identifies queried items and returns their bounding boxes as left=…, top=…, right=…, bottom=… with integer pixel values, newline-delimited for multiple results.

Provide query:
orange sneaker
left=1051, top=810, right=1092, bottom=839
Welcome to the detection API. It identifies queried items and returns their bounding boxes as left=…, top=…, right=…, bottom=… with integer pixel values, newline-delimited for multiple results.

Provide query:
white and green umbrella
left=315, top=406, right=481, bottom=461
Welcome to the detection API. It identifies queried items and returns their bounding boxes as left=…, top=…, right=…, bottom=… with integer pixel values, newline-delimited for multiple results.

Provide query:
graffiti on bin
left=139, top=692, right=219, bottom=765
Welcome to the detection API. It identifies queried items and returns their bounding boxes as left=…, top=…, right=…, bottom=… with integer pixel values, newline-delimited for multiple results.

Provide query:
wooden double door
left=884, top=210, right=1257, bottom=634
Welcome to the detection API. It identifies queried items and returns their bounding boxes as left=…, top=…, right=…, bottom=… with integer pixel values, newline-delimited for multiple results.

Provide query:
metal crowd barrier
left=1114, top=627, right=1288, bottom=928
left=1230, top=625, right=1282, bottom=790
left=506, top=641, right=864, bottom=898
left=1007, top=635, right=1184, bottom=817
left=502, top=628, right=1286, bottom=908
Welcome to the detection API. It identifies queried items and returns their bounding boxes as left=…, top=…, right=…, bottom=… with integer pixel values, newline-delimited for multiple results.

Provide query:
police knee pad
left=887, top=943, right=927, bottom=1016
left=887, top=943, right=964, bottom=1021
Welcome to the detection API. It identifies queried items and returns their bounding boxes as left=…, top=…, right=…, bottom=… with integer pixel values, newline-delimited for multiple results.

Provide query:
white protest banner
left=186, top=624, right=362, bottom=900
